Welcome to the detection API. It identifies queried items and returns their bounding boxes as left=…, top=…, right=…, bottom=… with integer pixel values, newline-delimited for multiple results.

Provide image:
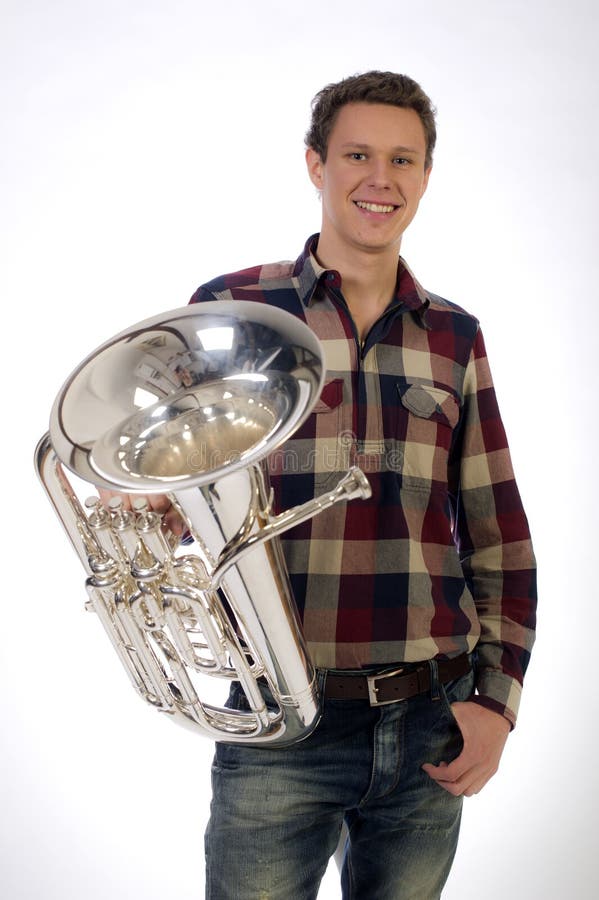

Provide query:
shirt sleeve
left=189, top=286, right=216, bottom=304
left=450, top=325, right=537, bottom=727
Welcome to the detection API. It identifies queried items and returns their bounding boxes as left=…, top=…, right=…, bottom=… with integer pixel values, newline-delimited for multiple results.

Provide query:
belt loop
left=428, top=659, right=440, bottom=701
left=317, top=668, right=328, bottom=696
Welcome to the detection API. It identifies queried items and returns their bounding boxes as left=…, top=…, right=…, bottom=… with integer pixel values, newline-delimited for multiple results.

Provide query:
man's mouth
left=354, top=200, right=397, bottom=213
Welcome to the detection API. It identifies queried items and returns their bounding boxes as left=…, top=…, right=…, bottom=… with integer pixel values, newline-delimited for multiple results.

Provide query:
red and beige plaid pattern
left=190, top=235, right=536, bottom=725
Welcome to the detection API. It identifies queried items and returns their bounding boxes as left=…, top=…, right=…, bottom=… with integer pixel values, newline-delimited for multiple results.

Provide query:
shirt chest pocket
left=396, top=383, right=460, bottom=485
left=268, top=378, right=345, bottom=488
left=311, top=378, right=344, bottom=417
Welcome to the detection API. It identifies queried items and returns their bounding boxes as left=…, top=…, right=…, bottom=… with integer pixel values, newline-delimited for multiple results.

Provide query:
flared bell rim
left=49, top=301, right=324, bottom=492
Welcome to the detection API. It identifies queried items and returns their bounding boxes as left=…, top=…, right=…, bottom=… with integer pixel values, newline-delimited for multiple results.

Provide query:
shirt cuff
left=473, top=668, right=522, bottom=729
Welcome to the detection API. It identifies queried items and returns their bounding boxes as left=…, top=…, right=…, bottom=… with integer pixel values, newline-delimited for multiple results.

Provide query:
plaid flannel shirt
left=190, top=235, right=537, bottom=725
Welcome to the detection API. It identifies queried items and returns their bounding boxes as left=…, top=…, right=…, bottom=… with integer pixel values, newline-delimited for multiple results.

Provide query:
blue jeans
left=205, top=660, right=474, bottom=899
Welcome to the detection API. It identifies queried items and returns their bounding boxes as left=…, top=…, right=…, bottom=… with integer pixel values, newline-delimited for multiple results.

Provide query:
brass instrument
left=35, top=301, right=370, bottom=745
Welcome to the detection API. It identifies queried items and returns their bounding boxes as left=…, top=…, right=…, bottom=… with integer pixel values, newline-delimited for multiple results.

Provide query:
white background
left=2, top=1, right=598, bottom=897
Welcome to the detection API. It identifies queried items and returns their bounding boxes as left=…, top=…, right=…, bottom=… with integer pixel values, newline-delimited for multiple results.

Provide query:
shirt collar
left=293, top=233, right=431, bottom=326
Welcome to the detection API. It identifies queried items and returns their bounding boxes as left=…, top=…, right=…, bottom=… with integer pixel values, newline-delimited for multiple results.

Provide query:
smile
left=354, top=201, right=397, bottom=213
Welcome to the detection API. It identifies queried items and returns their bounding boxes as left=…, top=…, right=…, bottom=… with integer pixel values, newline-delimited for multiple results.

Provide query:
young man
left=190, top=71, right=537, bottom=900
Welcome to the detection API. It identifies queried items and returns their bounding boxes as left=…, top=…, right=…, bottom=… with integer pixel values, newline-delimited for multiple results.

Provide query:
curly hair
left=305, top=71, right=437, bottom=170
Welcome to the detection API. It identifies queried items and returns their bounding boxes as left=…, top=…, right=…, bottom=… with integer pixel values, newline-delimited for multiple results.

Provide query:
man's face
left=306, top=102, right=431, bottom=258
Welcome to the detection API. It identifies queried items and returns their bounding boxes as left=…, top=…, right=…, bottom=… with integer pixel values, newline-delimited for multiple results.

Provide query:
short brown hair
left=305, top=71, right=437, bottom=170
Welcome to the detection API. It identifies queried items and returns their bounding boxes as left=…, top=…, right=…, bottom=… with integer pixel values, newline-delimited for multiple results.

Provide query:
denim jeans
left=205, top=659, right=474, bottom=899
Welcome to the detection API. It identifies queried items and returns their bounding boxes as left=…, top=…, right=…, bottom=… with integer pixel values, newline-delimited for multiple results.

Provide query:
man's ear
left=305, top=148, right=324, bottom=190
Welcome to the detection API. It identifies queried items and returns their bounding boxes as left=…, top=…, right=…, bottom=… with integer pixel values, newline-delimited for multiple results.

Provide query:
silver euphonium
left=35, top=301, right=370, bottom=746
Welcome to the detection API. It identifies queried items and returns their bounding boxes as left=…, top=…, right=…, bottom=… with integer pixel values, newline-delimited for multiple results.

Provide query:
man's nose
left=366, top=158, right=393, bottom=188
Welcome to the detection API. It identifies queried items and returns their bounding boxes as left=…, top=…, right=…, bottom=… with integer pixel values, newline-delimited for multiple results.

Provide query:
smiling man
left=191, top=71, right=537, bottom=900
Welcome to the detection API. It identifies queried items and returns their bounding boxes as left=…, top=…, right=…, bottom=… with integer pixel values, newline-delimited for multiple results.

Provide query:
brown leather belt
left=324, top=653, right=471, bottom=706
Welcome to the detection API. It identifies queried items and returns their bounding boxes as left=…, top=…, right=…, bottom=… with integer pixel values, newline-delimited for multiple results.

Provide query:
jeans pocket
left=421, top=667, right=474, bottom=767
left=438, top=667, right=475, bottom=725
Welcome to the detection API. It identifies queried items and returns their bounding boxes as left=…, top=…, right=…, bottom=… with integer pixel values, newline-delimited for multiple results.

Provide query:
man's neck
left=313, top=233, right=401, bottom=341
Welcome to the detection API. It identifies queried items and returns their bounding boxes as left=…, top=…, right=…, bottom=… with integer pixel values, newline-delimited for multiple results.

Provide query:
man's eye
left=394, top=157, right=410, bottom=166
left=349, top=153, right=366, bottom=161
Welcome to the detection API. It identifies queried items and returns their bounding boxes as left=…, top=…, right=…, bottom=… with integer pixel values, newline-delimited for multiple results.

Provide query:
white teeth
left=355, top=201, right=396, bottom=213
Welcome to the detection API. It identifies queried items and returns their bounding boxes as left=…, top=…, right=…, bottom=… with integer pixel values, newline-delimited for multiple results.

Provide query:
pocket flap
left=398, top=383, right=459, bottom=428
left=313, top=378, right=343, bottom=413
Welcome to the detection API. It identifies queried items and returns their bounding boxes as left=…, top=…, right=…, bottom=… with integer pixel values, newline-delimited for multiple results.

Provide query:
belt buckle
left=366, top=667, right=405, bottom=706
